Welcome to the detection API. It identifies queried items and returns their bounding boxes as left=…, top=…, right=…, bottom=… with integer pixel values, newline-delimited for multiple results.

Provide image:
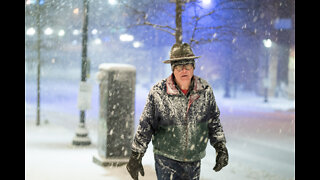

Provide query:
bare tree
left=120, top=0, right=252, bottom=47
left=118, top=0, right=256, bottom=97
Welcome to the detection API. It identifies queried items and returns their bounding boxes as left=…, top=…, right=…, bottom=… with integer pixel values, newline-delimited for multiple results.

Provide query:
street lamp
left=58, top=29, right=65, bottom=36
left=133, top=41, right=142, bottom=48
left=263, top=39, right=272, bottom=48
left=73, top=29, right=80, bottom=36
left=72, top=0, right=91, bottom=146
left=108, top=0, right=118, bottom=5
left=44, top=27, right=53, bottom=35
left=202, top=0, right=211, bottom=6
left=119, top=33, right=134, bottom=42
left=26, top=28, right=36, bottom=36
left=263, top=39, right=272, bottom=103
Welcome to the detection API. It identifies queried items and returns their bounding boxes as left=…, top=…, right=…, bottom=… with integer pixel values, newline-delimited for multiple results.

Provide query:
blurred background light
left=202, top=0, right=211, bottom=5
left=73, top=29, right=80, bottom=36
left=94, top=38, right=102, bottom=45
left=58, top=29, right=65, bottom=36
left=263, top=39, right=272, bottom=48
left=108, top=0, right=117, bottom=5
left=201, top=0, right=212, bottom=8
left=119, top=34, right=134, bottom=42
left=73, top=8, right=79, bottom=15
left=133, top=41, right=142, bottom=48
left=26, top=27, right=35, bottom=36
left=25, top=0, right=35, bottom=5
left=91, top=29, right=98, bottom=35
left=44, top=27, right=53, bottom=35
left=26, top=0, right=44, bottom=5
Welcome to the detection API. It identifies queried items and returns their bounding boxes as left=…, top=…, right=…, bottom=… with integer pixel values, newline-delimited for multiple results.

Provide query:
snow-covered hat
left=162, top=43, right=201, bottom=64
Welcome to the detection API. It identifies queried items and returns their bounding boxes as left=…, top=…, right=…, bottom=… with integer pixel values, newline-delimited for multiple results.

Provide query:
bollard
left=93, top=63, right=136, bottom=167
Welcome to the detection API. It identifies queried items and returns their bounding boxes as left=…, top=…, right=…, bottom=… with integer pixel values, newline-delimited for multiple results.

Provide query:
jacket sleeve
left=131, top=90, right=156, bottom=154
left=207, top=88, right=227, bottom=147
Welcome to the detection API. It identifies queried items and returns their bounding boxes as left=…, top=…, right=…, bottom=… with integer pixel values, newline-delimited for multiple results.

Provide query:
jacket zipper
left=184, top=98, right=189, bottom=160
left=184, top=94, right=200, bottom=161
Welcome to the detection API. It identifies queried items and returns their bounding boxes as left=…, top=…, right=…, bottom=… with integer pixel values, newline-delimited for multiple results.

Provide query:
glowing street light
left=26, top=0, right=33, bottom=5
left=73, top=29, right=80, bottom=35
left=263, top=38, right=272, bottom=103
left=58, top=29, right=65, bottom=36
left=94, top=38, right=102, bottom=45
left=26, top=27, right=36, bottom=36
left=119, top=34, right=134, bottom=42
left=44, top=27, right=53, bottom=35
left=200, top=0, right=212, bottom=8
left=73, top=8, right=79, bottom=15
left=263, top=39, right=272, bottom=48
left=133, top=41, right=142, bottom=48
left=202, top=0, right=211, bottom=5
left=91, top=29, right=98, bottom=35
left=108, top=0, right=117, bottom=5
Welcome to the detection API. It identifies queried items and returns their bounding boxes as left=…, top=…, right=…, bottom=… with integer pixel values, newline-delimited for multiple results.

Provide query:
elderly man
left=126, top=43, right=228, bottom=180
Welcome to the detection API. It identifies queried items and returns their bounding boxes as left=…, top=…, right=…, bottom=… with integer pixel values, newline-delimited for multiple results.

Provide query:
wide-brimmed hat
left=162, top=43, right=201, bottom=64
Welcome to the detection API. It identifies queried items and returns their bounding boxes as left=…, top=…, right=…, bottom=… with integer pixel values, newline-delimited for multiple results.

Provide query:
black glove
left=126, top=151, right=145, bottom=180
left=213, top=142, right=229, bottom=172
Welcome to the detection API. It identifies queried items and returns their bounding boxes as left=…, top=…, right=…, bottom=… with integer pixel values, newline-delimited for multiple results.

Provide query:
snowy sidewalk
left=25, top=121, right=156, bottom=180
left=25, top=110, right=294, bottom=180
left=26, top=84, right=294, bottom=180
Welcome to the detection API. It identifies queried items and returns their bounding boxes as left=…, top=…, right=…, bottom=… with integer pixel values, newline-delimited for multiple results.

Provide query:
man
left=126, top=43, right=228, bottom=180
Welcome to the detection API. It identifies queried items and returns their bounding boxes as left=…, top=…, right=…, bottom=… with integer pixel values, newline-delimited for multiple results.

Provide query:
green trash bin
left=93, top=63, right=136, bottom=167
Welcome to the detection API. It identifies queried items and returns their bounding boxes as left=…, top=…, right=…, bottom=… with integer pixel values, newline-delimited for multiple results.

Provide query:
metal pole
left=81, top=0, right=88, bottom=83
left=36, top=0, right=41, bottom=126
left=72, top=0, right=91, bottom=146
left=264, top=48, right=269, bottom=103
left=80, top=0, right=88, bottom=125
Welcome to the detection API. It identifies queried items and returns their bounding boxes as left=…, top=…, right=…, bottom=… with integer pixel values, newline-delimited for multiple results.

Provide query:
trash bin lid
left=98, top=63, right=136, bottom=72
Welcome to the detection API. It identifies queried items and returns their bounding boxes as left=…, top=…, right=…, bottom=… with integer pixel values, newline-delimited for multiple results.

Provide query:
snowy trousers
left=154, top=154, right=201, bottom=180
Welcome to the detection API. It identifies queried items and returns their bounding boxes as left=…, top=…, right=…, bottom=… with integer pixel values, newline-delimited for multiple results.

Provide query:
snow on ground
left=25, top=75, right=295, bottom=180
left=25, top=109, right=294, bottom=180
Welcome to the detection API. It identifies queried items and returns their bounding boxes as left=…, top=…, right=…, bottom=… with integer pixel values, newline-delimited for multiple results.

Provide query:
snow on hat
left=162, top=43, right=201, bottom=64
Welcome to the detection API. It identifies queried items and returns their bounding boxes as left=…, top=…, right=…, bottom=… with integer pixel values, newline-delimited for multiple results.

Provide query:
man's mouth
left=181, top=75, right=188, bottom=78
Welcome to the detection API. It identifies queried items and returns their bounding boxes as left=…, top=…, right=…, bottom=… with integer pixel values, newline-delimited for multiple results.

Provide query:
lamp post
left=36, top=0, right=41, bottom=126
left=72, top=0, right=91, bottom=146
left=263, top=39, right=272, bottom=103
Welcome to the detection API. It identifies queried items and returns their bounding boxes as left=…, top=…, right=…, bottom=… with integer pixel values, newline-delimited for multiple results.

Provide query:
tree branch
left=134, top=22, right=176, bottom=36
left=121, top=1, right=176, bottom=37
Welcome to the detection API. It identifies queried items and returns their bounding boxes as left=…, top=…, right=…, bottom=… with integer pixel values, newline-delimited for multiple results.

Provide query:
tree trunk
left=175, top=0, right=182, bottom=44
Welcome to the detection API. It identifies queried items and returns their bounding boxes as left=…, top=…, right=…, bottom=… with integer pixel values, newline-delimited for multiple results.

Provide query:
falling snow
left=26, top=0, right=294, bottom=179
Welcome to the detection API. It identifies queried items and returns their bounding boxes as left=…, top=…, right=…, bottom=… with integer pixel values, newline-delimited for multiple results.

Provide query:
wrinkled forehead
left=170, top=59, right=195, bottom=66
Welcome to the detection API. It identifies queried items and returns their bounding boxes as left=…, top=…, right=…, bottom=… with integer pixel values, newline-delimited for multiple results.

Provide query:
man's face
left=173, top=63, right=194, bottom=85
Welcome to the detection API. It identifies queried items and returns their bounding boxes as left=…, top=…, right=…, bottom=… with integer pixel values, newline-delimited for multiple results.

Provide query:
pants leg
left=154, top=154, right=201, bottom=180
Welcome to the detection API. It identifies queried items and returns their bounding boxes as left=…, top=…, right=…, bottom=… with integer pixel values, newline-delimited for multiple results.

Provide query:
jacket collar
left=166, top=74, right=204, bottom=95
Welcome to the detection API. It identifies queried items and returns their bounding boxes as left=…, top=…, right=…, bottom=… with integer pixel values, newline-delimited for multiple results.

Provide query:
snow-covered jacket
left=132, top=74, right=226, bottom=162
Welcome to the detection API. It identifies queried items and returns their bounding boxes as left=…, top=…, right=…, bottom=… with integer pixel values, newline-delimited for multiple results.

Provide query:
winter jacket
left=132, top=74, right=226, bottom=162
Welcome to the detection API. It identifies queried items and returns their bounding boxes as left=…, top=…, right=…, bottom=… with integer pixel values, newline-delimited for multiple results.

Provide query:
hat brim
left=162, top=56, right=201, bottom=64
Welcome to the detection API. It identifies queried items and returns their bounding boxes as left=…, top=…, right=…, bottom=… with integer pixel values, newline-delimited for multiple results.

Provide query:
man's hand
left=213, top=142, right=229, bottom=172
left=126, top=151, right=145, bottom=180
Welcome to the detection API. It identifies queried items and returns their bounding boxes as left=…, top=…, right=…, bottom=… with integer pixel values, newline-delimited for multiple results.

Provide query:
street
left=26, top=100, right=294, bottom=180
left=220, top=110, right=295, bottom=179
left=26, top=69, right=294, bottom=179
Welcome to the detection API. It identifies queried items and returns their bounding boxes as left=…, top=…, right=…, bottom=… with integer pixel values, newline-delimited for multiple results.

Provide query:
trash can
left=93, top=63, right=136, bottom=166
